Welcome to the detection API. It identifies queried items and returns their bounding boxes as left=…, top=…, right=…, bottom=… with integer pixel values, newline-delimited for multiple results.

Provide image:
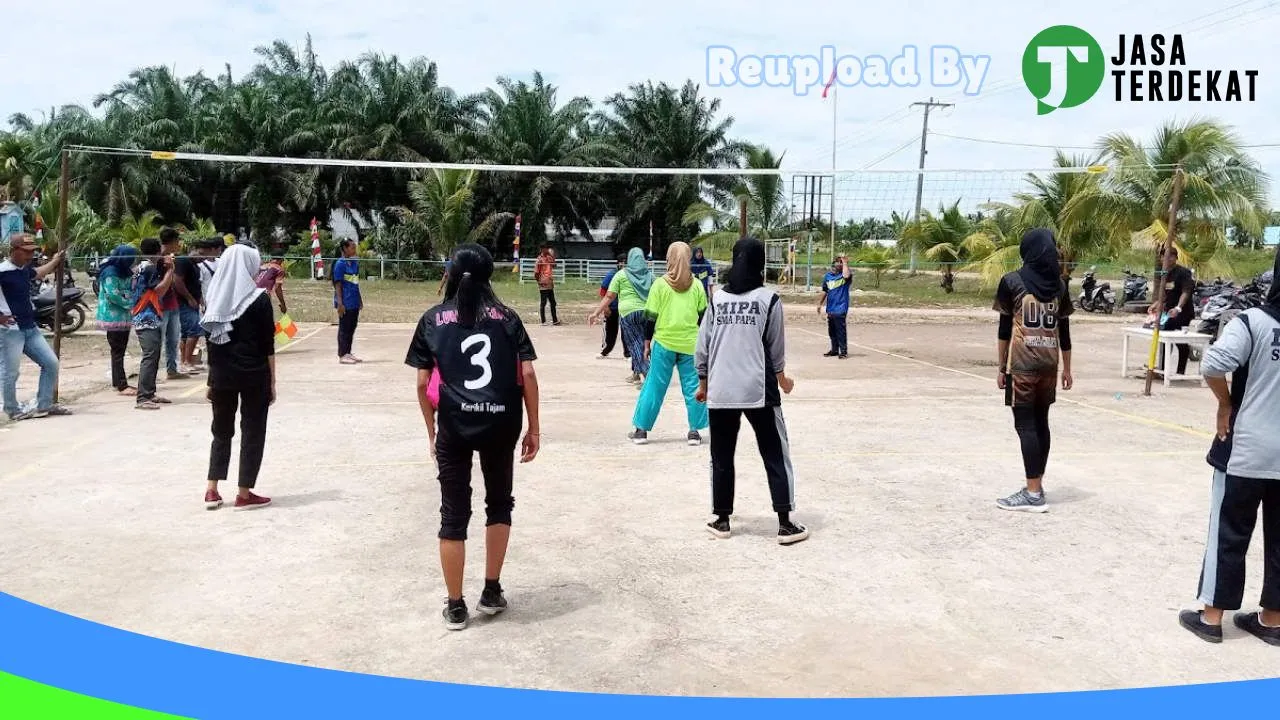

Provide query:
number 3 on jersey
left=460, top=333, right=493, bottom=390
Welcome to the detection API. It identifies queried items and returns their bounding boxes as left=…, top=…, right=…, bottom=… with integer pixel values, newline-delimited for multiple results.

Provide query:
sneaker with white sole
left=628, top=428, right=649, bottom=445
left=478, top=585, right=508, bottom=616
left=687, top=430, right=702, bottom=446
left=706, top=518, right=731, bottom=539
left=996, top=488, right=1047, bottom=513
left=778, top=521, right=809, bottom=545
left=443, top=599, right=469, bottom=630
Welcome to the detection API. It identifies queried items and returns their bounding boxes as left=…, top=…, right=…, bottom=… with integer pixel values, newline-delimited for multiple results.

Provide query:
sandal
left=118, top=387, right=138, bottom=397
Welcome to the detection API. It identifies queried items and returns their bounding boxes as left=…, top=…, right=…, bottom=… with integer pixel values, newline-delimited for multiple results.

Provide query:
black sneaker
left=778, top=521, right=810, bottom=545
left=838, top=353, right=848, bottom=360
left=706, top=518, right=731, bottom=539
left=443, top=599, right=468, bottom=631
left=478, top=586, right=508, bottom=616
left=1234, top=611, right=1280, bottom=646
left=1178, top=610, right=1222, bottom=643
left=823, top=351, right=838, bottom=357
left=628, top=428, right=649, bottom=445
left=687, top=430, right=702, bottom=446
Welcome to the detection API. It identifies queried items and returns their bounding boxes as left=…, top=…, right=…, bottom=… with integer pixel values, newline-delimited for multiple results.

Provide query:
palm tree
left=464, top=72, right=613, bottom=248
left=598, top=80, right=748, bottom=252
left=1061, top=118, right=1269, bottom=276
left=900, top=201, right=973, bottom=292
left=682, top=145, right=788, bottom=257
left=853, top=245, right=896, bottom=288
left=385, top=168, right=482, bottom=258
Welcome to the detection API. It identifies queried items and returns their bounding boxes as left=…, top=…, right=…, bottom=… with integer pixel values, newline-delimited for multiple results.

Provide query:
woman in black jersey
left=405, top=244, right=542, bottom=630
left=992, top=229, right=1074, bottom=513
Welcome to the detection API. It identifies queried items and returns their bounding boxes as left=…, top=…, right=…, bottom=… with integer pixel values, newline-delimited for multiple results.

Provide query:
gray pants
left=135, top=328, right=162, bottom=403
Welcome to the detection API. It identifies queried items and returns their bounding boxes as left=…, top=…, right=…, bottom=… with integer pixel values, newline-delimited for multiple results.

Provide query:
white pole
left=831, top=79, right=838, bottom=263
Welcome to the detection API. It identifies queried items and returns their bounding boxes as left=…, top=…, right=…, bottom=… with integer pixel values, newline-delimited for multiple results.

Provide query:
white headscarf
left=200, top=244, right=266, bottom=345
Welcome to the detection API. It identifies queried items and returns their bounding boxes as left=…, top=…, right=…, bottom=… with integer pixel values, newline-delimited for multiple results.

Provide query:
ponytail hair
left=444, top=244, right=504, bottom=327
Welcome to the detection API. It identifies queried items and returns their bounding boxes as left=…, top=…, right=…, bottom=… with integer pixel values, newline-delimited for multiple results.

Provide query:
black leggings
left=435, top=423, right=520, bottom=541
left=106, top=330, right=131, bottom=391
left=1012, top=404, right=1052, bottom=480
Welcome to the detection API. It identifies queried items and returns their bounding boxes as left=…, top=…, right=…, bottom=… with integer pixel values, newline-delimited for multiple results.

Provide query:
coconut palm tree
left=1061, top=118, right=1269, bottom=276
left=682, top=145, right=788, bottom=257
left=900, top=201, right=974, bottom=292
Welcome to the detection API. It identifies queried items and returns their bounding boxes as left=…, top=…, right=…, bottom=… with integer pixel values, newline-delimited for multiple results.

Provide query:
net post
left=52, top=149, right=70, bottom=402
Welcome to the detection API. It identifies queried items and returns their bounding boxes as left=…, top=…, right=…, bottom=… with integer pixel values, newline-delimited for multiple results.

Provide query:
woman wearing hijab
left=992, top=228, right=1074, bottom=513
left=695, top=237, right=807, bottom=544
left=589, top=247, right=654, bottom=384
left=200, top=244, right=276, bottom=511
left=691, top=246, right=714, bottom=296
left=96, top=245, right=140, bottom=395
left=629, top=241, right=709, bottom=445
left=1179, top=249, right=1280, bottom=646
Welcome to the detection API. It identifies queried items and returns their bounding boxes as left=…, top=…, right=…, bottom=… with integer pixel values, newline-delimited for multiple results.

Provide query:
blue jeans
left=161, top=309, right=181, bottom=373
left=632, top=341, right=707, bottom=432
left=1, top=326, right=59, bottom=418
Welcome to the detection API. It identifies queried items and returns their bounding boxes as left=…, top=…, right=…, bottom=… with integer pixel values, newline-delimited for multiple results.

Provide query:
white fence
left=518, top=258, right=670, bottom=283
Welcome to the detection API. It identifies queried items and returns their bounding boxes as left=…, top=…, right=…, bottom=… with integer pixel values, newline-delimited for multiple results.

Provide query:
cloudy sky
left=3, top=0, right=1278, bottom=213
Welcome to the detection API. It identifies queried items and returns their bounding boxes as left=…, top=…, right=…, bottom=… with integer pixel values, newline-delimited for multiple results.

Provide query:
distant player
left=993, top=228, right=1074, bottom=513
left=405, top=244, right=542, bottom=631
left=333, top=239, right=363, bottom=364
left=817, top=255, right=852, bottom=358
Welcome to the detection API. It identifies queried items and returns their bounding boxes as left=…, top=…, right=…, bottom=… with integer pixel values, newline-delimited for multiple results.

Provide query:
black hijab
left=1266, top=248, right=1280, bottom=310
left=724, top=236, right=766, bottom=294
left=1018, top=228, right=1063, bottom=302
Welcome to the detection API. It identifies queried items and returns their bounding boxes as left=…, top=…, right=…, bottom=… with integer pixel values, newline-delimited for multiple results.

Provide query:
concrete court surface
left=0, top=310, right=1275, bottom=698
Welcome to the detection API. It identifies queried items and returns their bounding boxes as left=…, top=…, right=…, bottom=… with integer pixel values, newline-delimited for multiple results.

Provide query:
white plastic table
left=1120, top=327, right=1214, bottom=388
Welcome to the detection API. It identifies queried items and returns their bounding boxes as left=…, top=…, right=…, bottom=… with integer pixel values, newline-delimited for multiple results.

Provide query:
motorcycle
left=1196, top=281, right=1267, bottom=341
left=1075, top=266, right=1115, bottom=313
left=28, top=252, right=88, bottom=334
left=1193, top=277, right=1235, bottom=318
left=1120, top=268, right=1150, bottom=312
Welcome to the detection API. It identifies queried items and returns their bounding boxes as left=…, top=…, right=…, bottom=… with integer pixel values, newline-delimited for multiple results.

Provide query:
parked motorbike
left=1196, top=281, right=1267, bottom=341
left=1120, top=268, right=1150, bottom=312
left=1076, top=266, right=1116, bottom=313
left=28, top=252, right=88, bottom=334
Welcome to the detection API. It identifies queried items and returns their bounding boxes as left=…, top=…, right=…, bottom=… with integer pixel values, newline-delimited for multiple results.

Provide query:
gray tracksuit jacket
left=695, top=286, right=786, bottom=410
left=1202, top=307, right=1280, bottom=480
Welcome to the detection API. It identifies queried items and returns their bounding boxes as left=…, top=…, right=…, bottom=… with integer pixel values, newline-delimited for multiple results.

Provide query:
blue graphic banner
left=0, top=591, right=1274, bottom=719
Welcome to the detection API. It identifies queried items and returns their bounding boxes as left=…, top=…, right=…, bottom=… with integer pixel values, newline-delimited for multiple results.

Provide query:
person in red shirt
left=534, top=246, right=560, bottom=326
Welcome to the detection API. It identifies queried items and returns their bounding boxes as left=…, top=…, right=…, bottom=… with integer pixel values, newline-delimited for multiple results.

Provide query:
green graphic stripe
left=0, top=671, right=189, bottom=719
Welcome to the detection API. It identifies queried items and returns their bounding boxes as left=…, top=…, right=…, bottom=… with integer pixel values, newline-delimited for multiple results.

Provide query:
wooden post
left=738, top=198, right=748, bottom=239
left=52, top=149, right=70, bottom=401
left=1143, top=167, right=1185, bottom=397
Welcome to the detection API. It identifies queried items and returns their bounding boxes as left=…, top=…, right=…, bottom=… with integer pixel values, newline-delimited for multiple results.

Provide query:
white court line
left=791, top=326, right=1214, bottom=439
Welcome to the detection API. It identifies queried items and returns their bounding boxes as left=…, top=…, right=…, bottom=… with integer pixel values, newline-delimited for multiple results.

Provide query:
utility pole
left=910, top=97, right=952, bottom=272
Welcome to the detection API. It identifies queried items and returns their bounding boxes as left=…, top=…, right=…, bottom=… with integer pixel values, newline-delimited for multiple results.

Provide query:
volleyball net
left=54, top=145, right=1119, bottom=289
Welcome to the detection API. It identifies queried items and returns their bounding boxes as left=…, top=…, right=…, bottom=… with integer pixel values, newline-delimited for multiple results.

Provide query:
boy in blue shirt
left=333, top=239, right=363, bottom=364
left=816, top=255, right=852, bottom=359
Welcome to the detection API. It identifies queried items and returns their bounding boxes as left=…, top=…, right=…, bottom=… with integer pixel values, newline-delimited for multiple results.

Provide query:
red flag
left=821, top=70, right=837, bottom=99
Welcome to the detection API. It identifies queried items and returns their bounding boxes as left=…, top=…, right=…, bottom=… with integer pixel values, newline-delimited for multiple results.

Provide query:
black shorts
left=435, top=422, right=521, bottom=541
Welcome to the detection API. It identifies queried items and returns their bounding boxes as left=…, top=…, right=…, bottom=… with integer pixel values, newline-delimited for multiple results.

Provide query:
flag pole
left=830, top=74, right=837, bottom=263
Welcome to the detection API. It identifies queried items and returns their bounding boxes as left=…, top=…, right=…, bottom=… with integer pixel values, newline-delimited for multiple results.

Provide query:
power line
left=860, top=136, right=919, bottom=169
left=930, top=132, right=1280, bottom=151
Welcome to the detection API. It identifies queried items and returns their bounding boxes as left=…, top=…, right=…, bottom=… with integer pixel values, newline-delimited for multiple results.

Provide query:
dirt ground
left=0, top=303, right=1273, bottom=698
